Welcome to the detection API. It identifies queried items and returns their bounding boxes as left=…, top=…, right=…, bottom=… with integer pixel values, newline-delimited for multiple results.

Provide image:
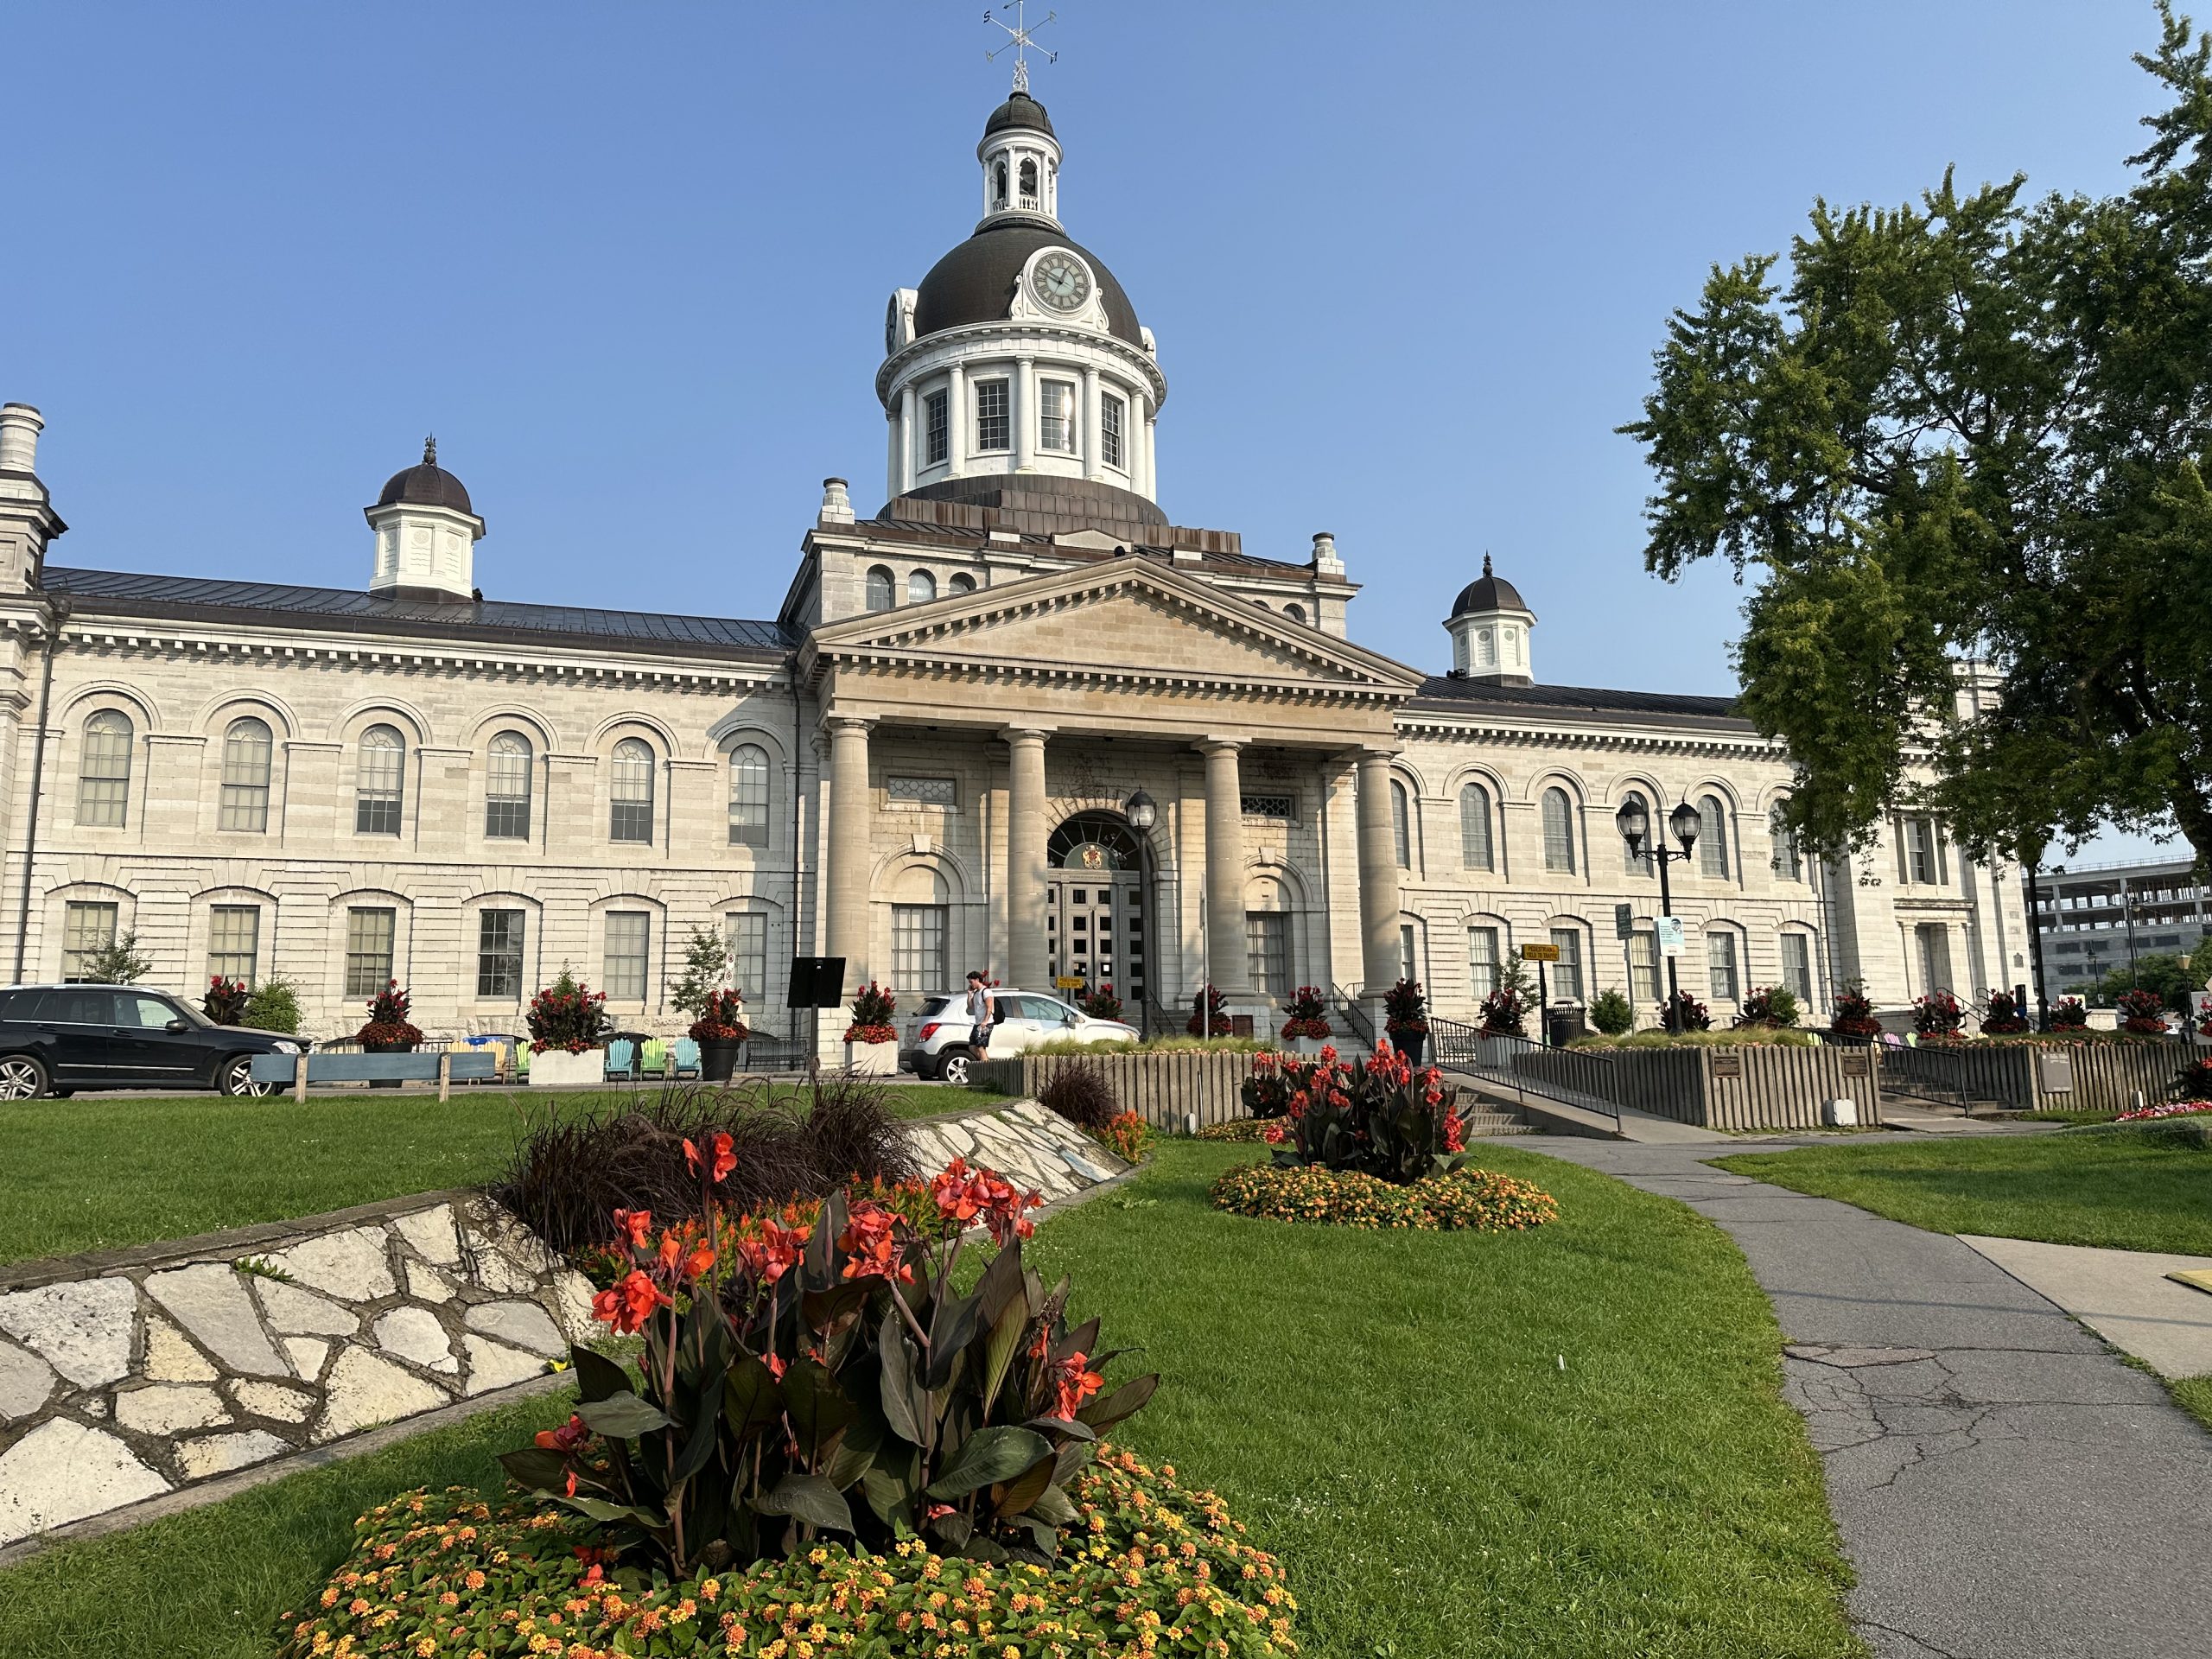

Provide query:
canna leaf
left=926, top=1425, right=1052, bottom=1500
left=722, top=1354, right=783, bottom=1438
left=670, top=1374, right=726, bottom=1484
left=497, top=1447, right=576, bottom=1492
left=783, top=1358, right=856, bottom=1466
left=1025, top=1481, right=1078, bottom=1527
left=877, top=1306, right=926, bottom=1446
left=568, top=1345, right=636, bottom=1403
left=1076, top=1372, right=1158, bottom=1432
left=978, top=1292, right=1028, bottom=1419
left=925, top=1290, right=981, bottom=1389
left=578, top=1392, right=672, bottom=1439
left=989, top=1451, right=1058, bottom=1519
left=753, top=1472, right=855, bottom=1534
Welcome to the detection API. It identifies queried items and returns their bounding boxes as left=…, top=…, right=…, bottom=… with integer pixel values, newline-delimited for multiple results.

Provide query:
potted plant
left=1980, top=987, right=2031, bottom=1035
left=2116, top=987, right=2171, bottom=1036
left=842, top=980, right=899, bottom=1075
left=1735, top=985, right=1801, bottom=1029
left=202, top=975, right=250, bottom=1026
left=1671, top=993, right=1713, bottom=1032
left=1383, top=977, right=1428, bottom=1064
left=525, top=968, right=613, bottom=1088
left=2050, top=995, right=2089, bottom=1032
left=1079, top=982, right=1124, bottom=1022
left=357, top=980, right=423, bottom=1088
left=1279, top=984, right=1333, bottom=1056
left=687, top=988, right=749, bottom=1082
left=1912, top=988, right=1966, bottom=1040
left=1186, top=982, right=1230, bottom=1037
left=1830, top=980, right=1883, bottom=1039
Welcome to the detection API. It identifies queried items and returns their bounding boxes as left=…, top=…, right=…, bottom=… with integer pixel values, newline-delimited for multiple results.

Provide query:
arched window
left=355, top=725, right=405, bottom=835
left=864, top=566, right=895, bottom=612
left=1770, top=806, right=1802, bottom=880
left=610, top=738, right=655, bottom=843
left=728, top=743, right=771, bottom=848
left=907, top=569, right=938, bottom=604
left=486, top=732, right=533, bottom=839
left=1459, top=782, right=1494, bottom=871
left=219, top=717, right=273, bottom=832
left=1541, top=786, right=1577, bottom=874
left=77, top=710, right=133, bottom=827
left=1390, top=779, right=1412, bottom=868
left=1018, top=156, right=1039, bottom=208
left=1698, top=794, right=1730, bottom=878
left=993, top=159, right=1008, bottom=210
left=1283, top=601, right=1306, bottom=625
left=949, top=571, right=976, bottom=594
left=1622, top=789, right=1653, bottom=874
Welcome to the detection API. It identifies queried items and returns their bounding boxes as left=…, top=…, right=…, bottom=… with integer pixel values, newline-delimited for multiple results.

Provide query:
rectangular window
left=344, top=907, right=396, bottom=999
left=1239, top=792, right=1294, bottom=819
left=1101, top=392, right=1125, bottom=468
left=476, top=909, right=524, bottom=999
left=1549, top=927, right=1584, bottom=1002
left=1707, top=931, right=1739, bottom=1002
left=1245, top=912, right=1289, bottom=996
left=208, top=905, right=260, bottom=986
left=61, top=901, right=118, bottom=982
left=725, top=912, right=768, bottom=1001
left=1904, top=817, right=1938, bottom=886
left=1630, top=930, right=1661, bottom=1004
left=604, top=912, right=650, bottom=1002
left=975, top=379, right=1010, bottom=452
left=1467, top=925, right=1499, bottom=998
left=923, top=389, right=949, bottom=466
left=1038, top=380, right=1075, bottom=452
left=1399, top=923, right=1418, bottom=987
left=887, top=776, right=957, bottom=806
left=1781, top=932, right=1814, bottom=1005
left=892, top=904, right=949, bottom=995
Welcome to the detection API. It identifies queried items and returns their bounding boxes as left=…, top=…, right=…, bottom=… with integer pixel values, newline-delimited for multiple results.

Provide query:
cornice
left=874, top=318, right=1166, bottom=407
left=1393, top=709, right=1787, bottom=762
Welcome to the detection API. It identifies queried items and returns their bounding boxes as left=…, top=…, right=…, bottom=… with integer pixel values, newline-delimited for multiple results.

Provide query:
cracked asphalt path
left=1519, top=1139, right=2212, bottom=1659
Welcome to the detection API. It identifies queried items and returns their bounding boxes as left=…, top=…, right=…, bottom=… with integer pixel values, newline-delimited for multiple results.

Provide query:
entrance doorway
left=1044, top=812, right=1150, bottom=1007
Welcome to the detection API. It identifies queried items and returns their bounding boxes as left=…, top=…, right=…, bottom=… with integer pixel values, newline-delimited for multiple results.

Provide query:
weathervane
left=984, top=3, right=1057, bottom=95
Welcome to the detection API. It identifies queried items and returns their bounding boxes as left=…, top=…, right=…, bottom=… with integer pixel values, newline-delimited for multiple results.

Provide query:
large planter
left=699, top=1037, right=741, bottom=1083
left=843, top=1039, right=899, bottom=1076
left=528, top=1046, right=604, bottom=1089
left=1389, top=1028, right=1427, bottom=1065
left=364, top=1037, right=415, bottom=1088
left=1287, top=1035, right=1331, bottom=1058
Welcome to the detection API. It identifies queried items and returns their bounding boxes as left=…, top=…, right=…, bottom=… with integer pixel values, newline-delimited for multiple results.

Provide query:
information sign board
left=1519, top=943, right=1560, bottom=963
left=1654, top=917, right=1687, bottom=958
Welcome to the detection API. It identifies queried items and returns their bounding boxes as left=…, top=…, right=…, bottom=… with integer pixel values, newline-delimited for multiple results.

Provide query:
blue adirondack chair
left=603, top=1039, right=636, bottom=1081
left=671, top=1038, right=702, bottom=1080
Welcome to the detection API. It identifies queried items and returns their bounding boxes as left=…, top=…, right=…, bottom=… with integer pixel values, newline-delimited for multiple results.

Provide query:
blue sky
left=5, top=1, right=2178, bottom=856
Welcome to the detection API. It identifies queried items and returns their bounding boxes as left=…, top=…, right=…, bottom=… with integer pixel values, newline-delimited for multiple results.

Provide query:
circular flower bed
left=1211, top=1161, right=1558, bottom=1231
left=1195, top=1118, right=1269, bottom=1143
left=277, top=1448, right=1295, bottom=1659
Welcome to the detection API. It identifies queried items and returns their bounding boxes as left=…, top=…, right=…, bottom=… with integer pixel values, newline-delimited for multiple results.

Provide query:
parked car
left=0, top=984, right=303, bottom=1100
left=904, top=988, right=1138, bottom=1084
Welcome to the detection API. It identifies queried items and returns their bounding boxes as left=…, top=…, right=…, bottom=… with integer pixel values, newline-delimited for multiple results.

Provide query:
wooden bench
left=248, top=1049, right=501, bottom=1101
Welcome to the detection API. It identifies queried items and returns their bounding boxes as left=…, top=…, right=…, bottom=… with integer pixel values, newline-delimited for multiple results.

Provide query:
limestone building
left=0, top=88, right=2032, bottom=1053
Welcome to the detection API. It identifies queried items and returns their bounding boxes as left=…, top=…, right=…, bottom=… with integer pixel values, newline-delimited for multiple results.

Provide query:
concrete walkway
left=1518, top=1138, right=2212, bottom=1659
left=1959, top=1234, right=2212, bottom=1381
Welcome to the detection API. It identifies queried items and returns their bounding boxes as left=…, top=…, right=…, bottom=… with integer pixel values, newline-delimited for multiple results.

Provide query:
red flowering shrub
left=2050, top=995, right=2090, bottom=1031
left=842, top=980, right=897, bottom=1044
left=501, top=1140, right=1150, bottom=1578
left=1261, top=1039, right=1467, bottom=1186
left=1280, top=984, right=1333, bottom=1041
left=1077, top=982, right=1124, bottom=1021
left=1479, top=982, right=1529, bottom=1035
left=1094, top=1108, right=1154, bottom=1164
left=2116, top=988, right=2171, bottom=1035
left=1980, top=988, right=2031, bottom=1034
left=202, top=975, right=249, bottom=1026
left=356, top=980, right=423, bottom=1048
left=1186, top=982, right=1231, bottom=1036
left=687, top=987, right=749, bottom=1044
left=527, top=969, right=612, bottom=1055
left=1382, top=977, right=1428, bottom=1036
left=1830, top=982, right=1882, bottom=1039
left=1913, top=989, right=1966, bottom=1038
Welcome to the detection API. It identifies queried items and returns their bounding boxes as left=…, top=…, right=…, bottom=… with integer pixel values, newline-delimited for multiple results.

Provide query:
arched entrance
left=1045, top=812, right=1151, bottom=1006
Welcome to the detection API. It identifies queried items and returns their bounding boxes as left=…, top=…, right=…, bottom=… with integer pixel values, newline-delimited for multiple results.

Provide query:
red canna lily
left=612, top=1208, right=653, bottom=1250
left=1047, top=1349, right=1106, bottom=1421
left=683, top=1244, right=715, bottom=1281
left=836, top=1201, right=912, bottom=1284
left=590, top=1268, right=672, bottom=1335
left=534, top=1414, right=588, bottom=1452
left=683, top=1131, right=738, bottom=1185
left=657, top=1233, right=682, bottom=1274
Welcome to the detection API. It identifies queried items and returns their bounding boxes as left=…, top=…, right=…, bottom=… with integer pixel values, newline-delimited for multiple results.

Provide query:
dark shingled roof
left=1410, top=676, right=1750, bottom=728
left=42, top=566, right=791, bottom=660
left=376, top=441, right=475, bottom=516
left=984, top=92, right=1055, bottom=137
left=1450, top=554, right=1528, bottom=618
left=912, top=224, right=1143, bottom=347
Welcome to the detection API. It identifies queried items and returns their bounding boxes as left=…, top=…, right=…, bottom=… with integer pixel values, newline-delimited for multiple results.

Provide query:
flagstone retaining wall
left=0, top=1100, right=1124, bottom=1554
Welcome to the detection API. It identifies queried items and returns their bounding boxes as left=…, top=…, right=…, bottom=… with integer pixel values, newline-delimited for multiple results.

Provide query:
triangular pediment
left=805, top=556, right=1424, bottom=696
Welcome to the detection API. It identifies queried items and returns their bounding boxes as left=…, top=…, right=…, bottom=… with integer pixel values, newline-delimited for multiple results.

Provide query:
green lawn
left=0, top=1080, right=999, bottom=1268
left=1714, top=1128, right=2212, bottom=1255
left=0, top=1141, right=1861, bottom=1659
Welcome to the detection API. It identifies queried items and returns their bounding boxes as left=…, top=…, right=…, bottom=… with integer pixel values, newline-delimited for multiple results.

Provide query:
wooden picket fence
left=970, top=1051, right=1260, bottom=1128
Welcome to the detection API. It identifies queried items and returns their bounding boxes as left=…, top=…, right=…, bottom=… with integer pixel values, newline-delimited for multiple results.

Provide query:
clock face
left=1032, top=251, right=1091, bottom=314
left=884, top=295, right=902, bottom=354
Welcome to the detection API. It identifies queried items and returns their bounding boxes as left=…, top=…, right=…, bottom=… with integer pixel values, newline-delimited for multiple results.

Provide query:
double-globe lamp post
left=1615, top=798, right=1702, bottom=1033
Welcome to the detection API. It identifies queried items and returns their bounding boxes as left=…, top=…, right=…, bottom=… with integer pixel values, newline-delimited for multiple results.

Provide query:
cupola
left=1445, top=555, right=1535, bottom=684
left=364, top=436, right=485, bottom=602
left=978, top=92, right=1061, bottom=226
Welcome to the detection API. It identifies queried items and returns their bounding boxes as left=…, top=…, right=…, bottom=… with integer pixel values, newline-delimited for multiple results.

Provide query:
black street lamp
left=1617, top=798, right=1702, bottom=1032
left=1123, top=791, right=1158, bottom=1035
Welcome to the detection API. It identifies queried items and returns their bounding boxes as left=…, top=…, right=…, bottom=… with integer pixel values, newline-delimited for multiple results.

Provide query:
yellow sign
left=1519, top=943, right=1560, bottom=963
left=1053, top=976, right=1087, bottom=990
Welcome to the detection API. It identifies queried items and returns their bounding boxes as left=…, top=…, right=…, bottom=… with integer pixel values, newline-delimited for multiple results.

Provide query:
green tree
left=668, top=925, right=732, bottom=1020
left=243, top=974, right=302, bottom=1034
left=80, top=930, right=153, bottom=985
left=2092, top=950, right=2198, bottom=1009
left=1621, top=5, right=2212, bottom=866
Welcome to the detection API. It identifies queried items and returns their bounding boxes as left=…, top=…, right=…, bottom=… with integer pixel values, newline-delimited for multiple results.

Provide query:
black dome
left=377, top=439, right=474, bottom=516
left=1451, top=555, right=1528, bottom=617
left=912, top=223, right=1143, bottom=347
left=984, top=92, right=1055, bottom=137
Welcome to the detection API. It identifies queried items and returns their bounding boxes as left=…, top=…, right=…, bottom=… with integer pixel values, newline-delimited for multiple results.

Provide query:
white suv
left=904, top=989, right=1139, bottom=1084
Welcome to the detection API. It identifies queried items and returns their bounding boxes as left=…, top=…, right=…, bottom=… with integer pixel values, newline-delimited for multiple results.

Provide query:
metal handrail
left=1331, top=983, right=1378, bottom=1048
left=1430, top=1018, right=1623, bottom=1127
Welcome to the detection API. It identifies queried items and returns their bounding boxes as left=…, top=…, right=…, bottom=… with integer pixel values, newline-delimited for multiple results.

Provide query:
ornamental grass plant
left=1038, top=1058, right=1119, bottom=1133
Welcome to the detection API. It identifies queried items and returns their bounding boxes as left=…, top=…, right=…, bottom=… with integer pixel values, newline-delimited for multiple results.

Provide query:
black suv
left=0, top=984, right=302, bottom=1100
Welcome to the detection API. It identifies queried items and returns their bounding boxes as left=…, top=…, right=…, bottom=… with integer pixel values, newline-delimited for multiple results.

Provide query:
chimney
left=818, top=476, right=855, bottom=527
left=1310, top=531, right=1344, bottom=577
left=0, top=404, right=42, bottom=474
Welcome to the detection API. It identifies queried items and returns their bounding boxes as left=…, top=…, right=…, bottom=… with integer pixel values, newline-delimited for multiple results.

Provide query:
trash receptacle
left=1545, top=1003, right=1586, bottom=1047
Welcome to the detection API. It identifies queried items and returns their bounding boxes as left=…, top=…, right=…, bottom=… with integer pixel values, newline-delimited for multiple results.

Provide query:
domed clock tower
left=874, top=91, right=1167, bottom=541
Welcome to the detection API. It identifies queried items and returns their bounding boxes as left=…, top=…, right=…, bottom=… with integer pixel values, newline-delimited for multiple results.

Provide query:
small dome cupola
left=978, top=91, right=1061, bottom=227
left=1445, top=554, right=1537, bottom=684
left=363, top=436, right=486, bottom=602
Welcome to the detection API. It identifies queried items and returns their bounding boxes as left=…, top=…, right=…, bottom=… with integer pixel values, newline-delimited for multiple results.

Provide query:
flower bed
left=2117, top=1099, right=2212, bottom=1122
left=1211, top=1162, right=1559, bottom=1231
left=276, top=1448, right=1296, bottom=1658
left=1195, top=1118, right=1268, bottom=1143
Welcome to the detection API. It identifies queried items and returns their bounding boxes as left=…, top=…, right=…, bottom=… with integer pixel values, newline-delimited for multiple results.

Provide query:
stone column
left=1004, top=728, right=1050, bottom=988
left=823, top=715, right=873, bottom=995
left=1143, top=409, right=1160, bottom=500
left=947, top=360, right=968, bottom=477
left=897, top=385, right=917, bottom=497
left=1200, top=739, right=1250, bottom=997
left=1354, top=748, right=1402, bottom=995
left=1081, top=365, right=1103, bottom=481
left=1014, top=356, right=1035, bottom=473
